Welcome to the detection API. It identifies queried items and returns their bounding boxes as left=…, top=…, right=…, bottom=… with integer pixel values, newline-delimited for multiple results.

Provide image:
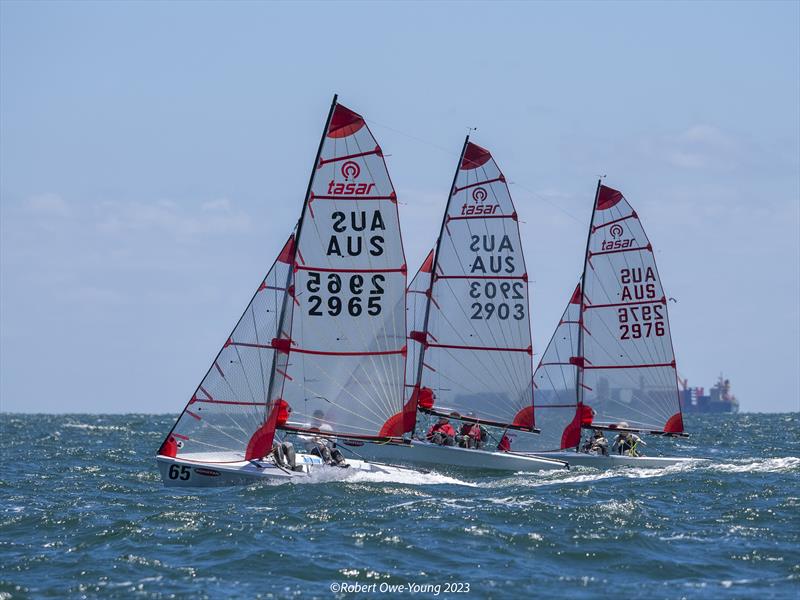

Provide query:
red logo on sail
left=609, top=224, right=624, bottom=239
left=341, top=161, right=361, bottom=181
left=472, top=187, right=487, bottom=203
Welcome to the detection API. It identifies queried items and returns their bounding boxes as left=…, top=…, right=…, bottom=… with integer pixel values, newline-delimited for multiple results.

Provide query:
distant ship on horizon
left=680, top=374, right=739, bottom=414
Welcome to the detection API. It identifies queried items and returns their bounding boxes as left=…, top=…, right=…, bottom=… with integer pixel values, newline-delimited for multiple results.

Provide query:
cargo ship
left=679, top=374, right=739, bottom=413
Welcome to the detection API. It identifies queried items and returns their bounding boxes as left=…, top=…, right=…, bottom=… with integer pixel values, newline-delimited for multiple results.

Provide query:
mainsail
left=158, top=235, right=295, bottom=462
left=278, top=102, right=409, bottom=441
left=410, top=140, right=536, bottom=431
left=577, top=183, right=684, bottom=434
left=529, top=283, right=584, bottom=451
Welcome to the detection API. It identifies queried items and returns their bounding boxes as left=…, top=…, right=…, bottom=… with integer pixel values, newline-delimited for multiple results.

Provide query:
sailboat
left=156, top=96, right=423, bottom=486
left=350, top=138, right=567, bottom=472
left=517, top=182, right=694, bottom=468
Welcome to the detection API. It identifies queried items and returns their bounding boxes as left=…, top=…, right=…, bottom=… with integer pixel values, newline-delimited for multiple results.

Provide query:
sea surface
left=1, top=413, right=798, bottom=599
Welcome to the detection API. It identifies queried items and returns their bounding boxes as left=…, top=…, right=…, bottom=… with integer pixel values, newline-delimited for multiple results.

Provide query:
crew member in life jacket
left=456, top=414, right=487, bottom=449
left=497, top=433, right=512, bottom=453
left=299, top=409, right=349, bottom=467
left=426, top=417, right=455, bottom=446
left=581, top=430, right=609, bottom=456
left=611, top=424, right=646, bottom=457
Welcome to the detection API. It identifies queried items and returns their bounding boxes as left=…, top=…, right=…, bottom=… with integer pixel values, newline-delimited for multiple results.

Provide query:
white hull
left=344, top=440, right=568, bottom=472
left=528, top=451, right=696, bottom=469
left=157, top=453, right=411, bottom=488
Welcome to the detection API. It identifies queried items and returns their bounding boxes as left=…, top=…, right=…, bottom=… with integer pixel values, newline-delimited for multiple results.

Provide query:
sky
left=1, top=1, right=798, bottom=414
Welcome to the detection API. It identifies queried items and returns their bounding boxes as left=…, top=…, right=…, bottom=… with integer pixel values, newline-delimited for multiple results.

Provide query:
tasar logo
left=601, top=223, right=635, bottom=251
left=460, top=186, right=500, bottom=216
left=327, top=160, right=375, bottom=196
left=341, top=161, right=360, bottom=181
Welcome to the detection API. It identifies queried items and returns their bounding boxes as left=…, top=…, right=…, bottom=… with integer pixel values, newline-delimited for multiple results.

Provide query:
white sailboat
left=156, top=96, right=424, bottom=486
left=351, top=138, right=567, bottom=473
left=517, top=182, right=695, bottom=468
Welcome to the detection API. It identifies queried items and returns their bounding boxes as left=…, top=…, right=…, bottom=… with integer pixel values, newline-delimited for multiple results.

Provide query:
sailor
left=588, top=430, right=609, bottom=456
left=426, top=416, right=456, bottom=446
left=271, top=439, right=302, bottom=471
left=299, top=409, right=348, bottom=467
left=612, top=430, right=646, bottom=457
left=456, top=415, right=486, bottom=449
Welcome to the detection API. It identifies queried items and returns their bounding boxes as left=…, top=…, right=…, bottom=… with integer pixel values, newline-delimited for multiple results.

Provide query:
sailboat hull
left=345, top=440, right=568, bottom=472
left=156, top=453, right=411, bottom=488
left=527, top=451, right=697, bottom=469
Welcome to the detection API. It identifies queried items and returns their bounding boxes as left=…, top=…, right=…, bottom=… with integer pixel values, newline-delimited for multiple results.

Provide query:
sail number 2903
left=469, top=281, right=525, bottom=321
left=306, top=272, right=385, bottom=317
left=618, top=305, right=665, bottom=339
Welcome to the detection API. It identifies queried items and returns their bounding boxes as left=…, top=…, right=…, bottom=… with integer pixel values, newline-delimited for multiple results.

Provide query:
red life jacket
left=497, top=434, right=512, bottom=452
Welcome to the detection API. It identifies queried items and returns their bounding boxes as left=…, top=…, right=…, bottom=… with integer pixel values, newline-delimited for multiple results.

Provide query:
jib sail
left=577, top=183, right=684, bottom=434
left=411, top=140, right=536, bottom=431
left=528, top=283, right=584, bottom=450
left=158, top=235, right=295, bottom=462
left=278, top=101, right=409, bottom=441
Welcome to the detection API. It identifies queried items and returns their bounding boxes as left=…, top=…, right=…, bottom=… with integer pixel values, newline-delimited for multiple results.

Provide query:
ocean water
left=1, top=413, right=798, bottom=599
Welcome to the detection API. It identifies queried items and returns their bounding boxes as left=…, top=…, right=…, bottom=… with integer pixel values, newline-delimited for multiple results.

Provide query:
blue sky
left=1, top=1, right=798, bottom=413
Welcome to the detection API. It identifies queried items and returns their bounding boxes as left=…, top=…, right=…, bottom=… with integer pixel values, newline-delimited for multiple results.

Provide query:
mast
left=411, top=135, right=471, bottom=436
left=263, top=94, right=339, bottom=423
left=576, top=179, right=602, bottom=413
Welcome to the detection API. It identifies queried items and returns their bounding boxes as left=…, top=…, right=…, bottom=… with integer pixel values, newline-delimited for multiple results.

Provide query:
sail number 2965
left=307, top=272, right=385, bottom=317
left=469, top=281, right=525, bottom=321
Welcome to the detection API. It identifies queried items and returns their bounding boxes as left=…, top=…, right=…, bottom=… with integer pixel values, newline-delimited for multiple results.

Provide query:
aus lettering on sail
left=469, top=234, right=517, bottom=274
left=326, top=210, right=386, bottom=257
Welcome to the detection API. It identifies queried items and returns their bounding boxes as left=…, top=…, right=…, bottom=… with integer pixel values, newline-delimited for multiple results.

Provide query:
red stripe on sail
left=186, top=410, right=201, bottom=420
left=295, top=265, right=405, bottom=274
left=584, top=297, right=666, bottom=309
left=192, top=399, right=265, bottom=407
left=447, top=213, right=517, bottom=222
left=583, top=361, right=676, bottom=370
left=592, top=212, right=637, bottom=232
left=318, top=146, right=381, bottom=167
left=311, top=194, right=396, bottom=201
left=435, top=274, right=527, bottom=281
left=173, top=433, right=189, bottom=440
left=291, top=347, right=405, bottom=357
left=454, top=176, right=505, bottom=193
left=428, top=342, right=532, bottom=354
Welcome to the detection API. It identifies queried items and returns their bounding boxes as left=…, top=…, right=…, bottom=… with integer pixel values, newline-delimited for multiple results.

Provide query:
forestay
left=412, top=141, right=535, bottom=430
left=279, top=103, right=410, bottom=441
left=158, top=236, right=295, bottom=462
left=578, top=184, right=684, bottom=433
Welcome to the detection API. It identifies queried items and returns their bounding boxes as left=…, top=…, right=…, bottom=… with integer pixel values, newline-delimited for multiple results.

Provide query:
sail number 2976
left=618, top=305, right=665, bottom=339
left=307, top=272, right=385, bottom=317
